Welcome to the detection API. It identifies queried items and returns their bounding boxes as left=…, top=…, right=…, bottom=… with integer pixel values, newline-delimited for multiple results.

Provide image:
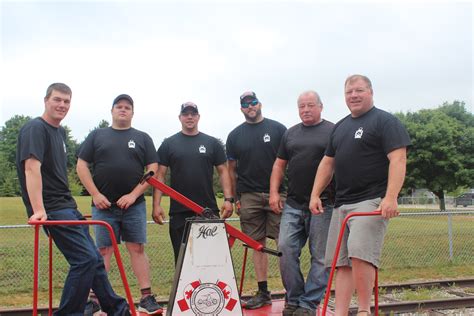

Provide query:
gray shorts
left=92, top=201, right=147, bottom=248
left=239, top=192, right=285, bottom=241
left=325, top=198, right=388, bottom=268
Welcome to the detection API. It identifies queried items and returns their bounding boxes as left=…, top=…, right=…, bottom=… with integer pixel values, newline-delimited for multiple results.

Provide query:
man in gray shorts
left=310, top=75, right=411, bottom=316
left=77, top=94, right=162, bottom=315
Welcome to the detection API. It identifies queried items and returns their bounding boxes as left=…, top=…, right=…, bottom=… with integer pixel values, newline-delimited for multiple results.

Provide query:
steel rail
left=348, top=297, right=474, bottom=315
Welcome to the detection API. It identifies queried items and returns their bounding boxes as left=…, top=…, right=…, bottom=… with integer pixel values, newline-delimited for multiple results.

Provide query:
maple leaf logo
left=223, top=289, right=230, bottom=299
left=185, top=290, right=193, bottom=299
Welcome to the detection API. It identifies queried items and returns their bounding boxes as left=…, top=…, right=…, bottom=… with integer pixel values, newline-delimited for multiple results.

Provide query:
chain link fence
left=1, top=210, right=473, bottom=308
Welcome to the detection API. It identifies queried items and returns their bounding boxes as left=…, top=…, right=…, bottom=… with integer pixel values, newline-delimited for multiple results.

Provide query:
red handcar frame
left=320, top=210, right=382, bottom=316
left=29, top=219, right=137, bottom=316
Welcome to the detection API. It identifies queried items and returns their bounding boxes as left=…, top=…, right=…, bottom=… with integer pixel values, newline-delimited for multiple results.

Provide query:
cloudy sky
left=1, top=1, right=472, bottom=147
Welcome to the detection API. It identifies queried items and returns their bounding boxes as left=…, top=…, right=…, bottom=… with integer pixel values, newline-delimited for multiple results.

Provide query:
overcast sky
left=1, top=1, right=472, bottom=148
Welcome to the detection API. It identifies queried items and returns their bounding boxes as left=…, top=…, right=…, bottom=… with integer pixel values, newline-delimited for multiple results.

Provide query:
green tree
left=0, top=115, right=32, bottom=196
left=97, top=119, right=110, bottom=129
left=396, top=101, right=474, bottom=210
left=0, top=115, right=32, bottom=165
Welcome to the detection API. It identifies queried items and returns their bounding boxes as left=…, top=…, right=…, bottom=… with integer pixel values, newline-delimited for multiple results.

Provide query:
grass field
left=1, top=197, right=473, bottom=308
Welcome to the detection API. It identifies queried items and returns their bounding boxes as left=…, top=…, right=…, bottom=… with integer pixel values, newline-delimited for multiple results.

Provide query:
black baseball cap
left=112, top=94, right=134, bottom=108
left=240, top=91, right=258, bottom=105
left=180, top=101, right=199, bottom=114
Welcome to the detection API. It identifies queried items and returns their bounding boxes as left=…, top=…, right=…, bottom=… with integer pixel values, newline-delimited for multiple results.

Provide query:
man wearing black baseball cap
left=77, top=94, right=162, bottom=314
left=153, top=101, right=234, bottom=263
left=226, top=91, right=287, bottom=309
left=112, top=94, right=134, bottom=108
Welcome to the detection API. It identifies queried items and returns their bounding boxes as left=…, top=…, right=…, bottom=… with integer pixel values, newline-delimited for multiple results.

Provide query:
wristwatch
left=224, top=197, right=235, bottom=203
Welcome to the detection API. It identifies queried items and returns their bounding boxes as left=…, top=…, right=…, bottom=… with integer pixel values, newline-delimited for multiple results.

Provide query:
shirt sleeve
left=277, top=130, right=289, bottom=160
left=225, top=132, right=237, bottom=161
left=213, top=138, right=227, bottom=166
left=381, top=116, right=411, bottom=154
left=77, top=130, right=96, bottom=162
left=157, top=138, right=170, bottom=166
left=18, top=121, right=47, bottom=164
left=143, top=133, right=158, bottom=165
left=324, top=128, right=336, bottom=157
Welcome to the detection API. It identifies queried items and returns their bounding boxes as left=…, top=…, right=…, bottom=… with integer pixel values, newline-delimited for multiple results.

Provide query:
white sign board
left=168, top=220, right=243, bottom=316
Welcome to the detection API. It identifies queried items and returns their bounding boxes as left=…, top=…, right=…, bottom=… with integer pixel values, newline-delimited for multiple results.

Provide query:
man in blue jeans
left=270, top=90, right=334, bottom=316
left=16, top=83, right=129, bottom=315
left=77, top=94, right=161, bottom=315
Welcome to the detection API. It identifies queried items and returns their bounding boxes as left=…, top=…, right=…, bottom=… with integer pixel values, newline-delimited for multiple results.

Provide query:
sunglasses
left=241, top=99, right=259, bottom=108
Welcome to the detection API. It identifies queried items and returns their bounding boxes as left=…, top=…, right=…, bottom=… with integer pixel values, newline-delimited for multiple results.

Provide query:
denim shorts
left=324, top=198, right=388, bottom=268
left=239, top=192, right=285, bottom=241
left=92, top=201, right=147, bottom=248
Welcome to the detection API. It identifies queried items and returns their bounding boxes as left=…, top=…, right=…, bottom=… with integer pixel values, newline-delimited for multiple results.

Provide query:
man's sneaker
left=282, top=304, right=298, bottom=316
left=84, top=299, right=101, bottom=316
left=138, top=295, right=163, bottom=314
left=243, top=290, right=272, bottom=310
left=293, top=306, right=315, bottom=316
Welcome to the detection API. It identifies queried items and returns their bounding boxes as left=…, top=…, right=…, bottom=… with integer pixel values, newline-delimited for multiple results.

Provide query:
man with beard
left=226, top=91, right=286, bottom=310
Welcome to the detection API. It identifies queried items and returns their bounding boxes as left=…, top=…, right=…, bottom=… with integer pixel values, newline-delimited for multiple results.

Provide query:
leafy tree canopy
left=396, top=101, right=473, bottom=209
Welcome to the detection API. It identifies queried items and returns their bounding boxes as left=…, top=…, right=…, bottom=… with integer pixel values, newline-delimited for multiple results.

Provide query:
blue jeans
left=278, top=203, right=333, bottom=311
left=46, top=209, right=128, bottom=315
left=92, top=201, right=147, bottom=248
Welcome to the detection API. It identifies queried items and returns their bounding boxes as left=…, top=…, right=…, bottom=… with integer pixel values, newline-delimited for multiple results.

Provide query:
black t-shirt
left=78, top=127, right=157, bottom=205
left=326, top=107, right=411, bottom=207
left=158, top=132, right=227, bottom=214
left=16, top=117, right=77, bottom=217
left=226, top=118, right=286, bottom=193
left=278, top=120, right=335, bottom=211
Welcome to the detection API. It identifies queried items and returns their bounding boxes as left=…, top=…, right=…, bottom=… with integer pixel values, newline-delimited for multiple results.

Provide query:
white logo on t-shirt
left=199, top=145, right=206, bottom=153
left=263, top=133, right=271, bottom=143
left=354, top=127, right=363, bottom=139
left=128, top=140, right=136, bottom=148
left=63, top=141, right=67, bottom=153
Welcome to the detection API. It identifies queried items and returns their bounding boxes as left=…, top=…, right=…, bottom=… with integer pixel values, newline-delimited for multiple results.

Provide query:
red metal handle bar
left=321, top=210, right=382, bottom=316
left=49, top=235, right=53, bottom=315
left=144, top=172, right=282, bottom=256
left=239, top=246, right=249, bottom=298
left=29, top=220, right=137, bottom=316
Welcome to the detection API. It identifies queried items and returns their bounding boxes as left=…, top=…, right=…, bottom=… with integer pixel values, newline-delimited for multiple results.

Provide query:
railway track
left=1, top=278, right=473, bottom=315
left=345, top=278, right=474, bottom=315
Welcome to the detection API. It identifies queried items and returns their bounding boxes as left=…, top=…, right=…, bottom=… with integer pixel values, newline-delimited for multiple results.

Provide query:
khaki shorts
left=324, top=197, right=388, bottom=268
left=239, top=192, right=285, bottom=241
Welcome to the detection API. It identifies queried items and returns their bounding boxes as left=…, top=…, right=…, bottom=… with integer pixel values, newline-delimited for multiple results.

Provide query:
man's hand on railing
left=29, top=210, right=47, bottom=222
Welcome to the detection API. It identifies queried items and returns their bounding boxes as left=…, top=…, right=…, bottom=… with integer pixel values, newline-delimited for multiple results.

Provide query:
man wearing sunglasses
left=226, top=91, right=287, bottom=310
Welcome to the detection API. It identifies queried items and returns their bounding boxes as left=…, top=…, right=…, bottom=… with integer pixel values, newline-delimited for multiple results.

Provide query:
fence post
left=448, top=212, right=454, bottom=261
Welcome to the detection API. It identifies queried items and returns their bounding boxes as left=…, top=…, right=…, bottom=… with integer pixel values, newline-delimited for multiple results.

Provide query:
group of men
left=16, top=74, right=410, bottom=316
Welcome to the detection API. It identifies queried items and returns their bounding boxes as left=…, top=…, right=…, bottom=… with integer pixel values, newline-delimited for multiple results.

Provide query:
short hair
left=45, top=83, right=72, bottom=99
left=298, top=90, right=322, bottom=105
left=344, top=75, right=373, bottom=90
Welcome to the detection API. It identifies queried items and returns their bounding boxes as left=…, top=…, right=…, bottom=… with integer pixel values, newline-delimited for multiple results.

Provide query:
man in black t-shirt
left=152, top=102, right=233, bottom=263
left=310, top=75, right=411, bottom=316
left=16, top=83, right=128, bottom=315
left=226, top=91, right=287, bottom=310
left=77, top=94, right=162, bottom=314
left=269, top=90, right=334, bottom=316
